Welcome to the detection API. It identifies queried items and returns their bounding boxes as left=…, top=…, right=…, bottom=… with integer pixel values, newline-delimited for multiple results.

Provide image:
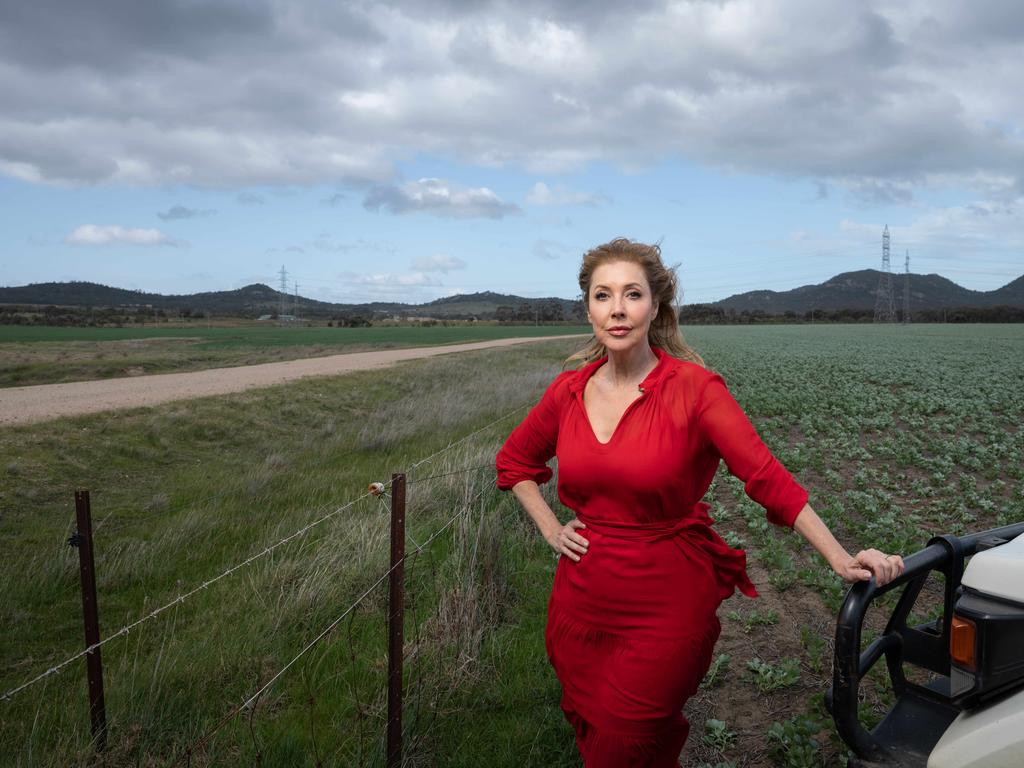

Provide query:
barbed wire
left=95, top=486, right=336, bottom=539
left=315, top=471, right=498, bottom=766
left=89, top=475, right=263, bottom=533
left=406, top=463, right=496, bottom=486
left=405, top=404, right=529, bottom=477
left=403, top=478, right=494, bottom=763
left=2, top=491, right=375, bottom=702
left=2, top=401, right=530, bottom=705
left=287, top=475, right=496, bottom=766
left=171, top=484, right=489, bottom=766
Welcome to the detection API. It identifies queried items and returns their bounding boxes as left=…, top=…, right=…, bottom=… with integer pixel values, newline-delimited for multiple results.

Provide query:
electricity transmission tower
left=293, top=280, right=299, bottom=319
left=903, top=250, right=910, bottom=324
left=873, top=225, right=897, bottom=323
left=278, top=265, right=289, bottom=320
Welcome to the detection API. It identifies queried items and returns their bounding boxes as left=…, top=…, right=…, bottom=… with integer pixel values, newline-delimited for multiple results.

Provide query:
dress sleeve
left=495, top=372, right=571, bottom=491
left=697, top=372, right=809, bottom=527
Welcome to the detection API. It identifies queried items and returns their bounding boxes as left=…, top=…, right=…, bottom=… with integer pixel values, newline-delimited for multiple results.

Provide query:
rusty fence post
left=71, top=490, right=107, bottom=751
left=386, top=473, right=406, bottom=768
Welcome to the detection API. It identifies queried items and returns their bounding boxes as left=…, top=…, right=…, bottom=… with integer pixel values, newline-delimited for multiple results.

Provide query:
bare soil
left=0, top=335, right=585, bottom=426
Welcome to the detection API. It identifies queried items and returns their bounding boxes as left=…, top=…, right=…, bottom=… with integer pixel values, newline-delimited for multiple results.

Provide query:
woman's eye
left=628, top=291, right=642, bottom=299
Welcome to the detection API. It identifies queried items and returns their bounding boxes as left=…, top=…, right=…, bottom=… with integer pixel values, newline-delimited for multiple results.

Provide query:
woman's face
left=587, top=260, right=659, bottom=353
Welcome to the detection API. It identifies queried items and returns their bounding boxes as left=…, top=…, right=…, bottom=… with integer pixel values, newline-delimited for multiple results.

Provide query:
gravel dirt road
left=0, top=334, right=585, bottom=426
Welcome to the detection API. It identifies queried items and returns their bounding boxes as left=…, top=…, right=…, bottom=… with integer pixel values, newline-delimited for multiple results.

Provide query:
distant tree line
left=677, top=304, right=1024, bottom=324
left=910, top=306, right=1024, bottom=323
left=326, top=313, right=372, bottom=327
left=4, top=301, right=1021, bottom=327
left=0, top=305, right=207, bottom=327
left=495, top=300, right=585, bottom=323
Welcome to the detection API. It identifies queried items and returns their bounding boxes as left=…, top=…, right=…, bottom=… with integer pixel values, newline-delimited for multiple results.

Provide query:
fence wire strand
left=172, top=483, right=487, bottom=766
left=404, top=403, right=529, bottom=478
left=6, top=395, right=534, bottom=765
left=2, top=491, right=376, bottom=702
left=406, top=462, right=496, bottom=486
left=406, top=479, right=492, bottom=762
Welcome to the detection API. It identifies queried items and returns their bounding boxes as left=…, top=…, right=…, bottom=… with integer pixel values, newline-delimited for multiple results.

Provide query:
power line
left=873, top=225, right=897, bottom=323
left=278, top=265, right=289, bottom=319
left=903, top=250, right=911, bottom=324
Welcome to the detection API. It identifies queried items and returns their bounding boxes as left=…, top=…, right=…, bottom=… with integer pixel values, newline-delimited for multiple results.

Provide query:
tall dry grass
left=0, top=340, right=576, bottom=766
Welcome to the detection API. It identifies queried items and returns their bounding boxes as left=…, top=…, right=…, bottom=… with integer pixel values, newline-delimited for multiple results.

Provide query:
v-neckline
left=578, top=351, right=665, bottom=446
left=581, top=381, right=646, bottom=446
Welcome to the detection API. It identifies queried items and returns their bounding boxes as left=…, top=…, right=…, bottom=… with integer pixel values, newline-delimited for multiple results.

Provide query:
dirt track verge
left=0, top=334, right=586, bottom=426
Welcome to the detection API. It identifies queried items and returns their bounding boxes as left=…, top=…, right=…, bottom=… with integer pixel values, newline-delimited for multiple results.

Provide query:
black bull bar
left=826, top=520, right=1024, bottom=766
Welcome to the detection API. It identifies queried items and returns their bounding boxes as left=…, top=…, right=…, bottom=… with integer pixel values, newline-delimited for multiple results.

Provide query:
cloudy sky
left=2, top=0, right=1022, bottom=304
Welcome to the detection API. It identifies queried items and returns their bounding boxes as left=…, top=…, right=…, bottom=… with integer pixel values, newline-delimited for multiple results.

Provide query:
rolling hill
left=0, top=282, right=583, bottom=320
left=1, top=270, right=1020, bottom=320
left=709, top=270, right=1023, bottom=313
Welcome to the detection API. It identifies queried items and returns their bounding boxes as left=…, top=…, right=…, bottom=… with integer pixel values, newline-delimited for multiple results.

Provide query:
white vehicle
left=827, top=522, right=1024, bottom=767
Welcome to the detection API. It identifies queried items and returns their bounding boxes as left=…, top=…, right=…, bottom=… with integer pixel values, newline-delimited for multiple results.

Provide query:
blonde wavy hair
left=566, top=238, right=704, bottom=368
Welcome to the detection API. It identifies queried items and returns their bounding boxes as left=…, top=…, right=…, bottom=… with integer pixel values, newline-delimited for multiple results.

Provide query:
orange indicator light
left=950, top=616, right=976, bottom=671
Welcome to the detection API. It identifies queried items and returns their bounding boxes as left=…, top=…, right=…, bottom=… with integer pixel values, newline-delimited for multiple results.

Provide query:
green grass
left=0, top=339, right=576, bottom=766
left=1, top=324, right=1022, bottom=767
left=0, top=324, right=590, bottom=387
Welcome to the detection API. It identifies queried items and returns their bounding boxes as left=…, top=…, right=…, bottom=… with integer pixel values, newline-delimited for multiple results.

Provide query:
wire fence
left=1, top=403, right=532, bottom=767
left=173, top=480, right=492, bottom=767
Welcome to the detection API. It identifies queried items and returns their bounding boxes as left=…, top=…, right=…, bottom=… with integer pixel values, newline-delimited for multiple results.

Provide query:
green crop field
left=1, top=325, right=1021, bottom=767
left=0, top=324, right=591, bottom=387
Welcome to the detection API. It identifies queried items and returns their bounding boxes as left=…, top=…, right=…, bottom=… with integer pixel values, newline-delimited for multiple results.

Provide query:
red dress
left=495, top=347, right=808, bottom=767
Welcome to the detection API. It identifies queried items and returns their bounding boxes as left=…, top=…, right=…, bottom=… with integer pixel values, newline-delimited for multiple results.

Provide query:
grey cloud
left=0, top=1, right=275, bottom=75
left=927, top=1, right=1024, bottom=43
left=364, top=178, right=521, bottom=219
left=845, top=180, right=915, bottom=207
left=237, top=193, right=266, bottom=205
left=0, top=1, right=1021, bottom=194
left=158, top=205, right=215, bottom=221
left=0, top=122, right=119, bottom=183
left=527, top=182, right=609, bottom=206
left=399, top=0, right=663, bottom=32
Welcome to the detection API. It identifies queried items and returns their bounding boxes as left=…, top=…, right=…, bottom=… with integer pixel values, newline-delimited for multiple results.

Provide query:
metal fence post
left=71, top=490, right=107, bottom=751
left=386, top=473, right=406, bottom=768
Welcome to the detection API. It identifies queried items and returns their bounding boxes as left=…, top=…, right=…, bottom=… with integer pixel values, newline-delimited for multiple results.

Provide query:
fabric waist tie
left=577, top=503, right=759, bottom=599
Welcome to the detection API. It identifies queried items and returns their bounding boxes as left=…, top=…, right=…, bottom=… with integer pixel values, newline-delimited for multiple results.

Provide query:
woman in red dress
left=495, top=239, right=905, bottom=767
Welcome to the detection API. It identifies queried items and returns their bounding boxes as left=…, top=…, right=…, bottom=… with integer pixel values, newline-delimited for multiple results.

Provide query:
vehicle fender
left=962, top=533, right=1024, bottom=603
left=927, top=686, right=1024, bottom=767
